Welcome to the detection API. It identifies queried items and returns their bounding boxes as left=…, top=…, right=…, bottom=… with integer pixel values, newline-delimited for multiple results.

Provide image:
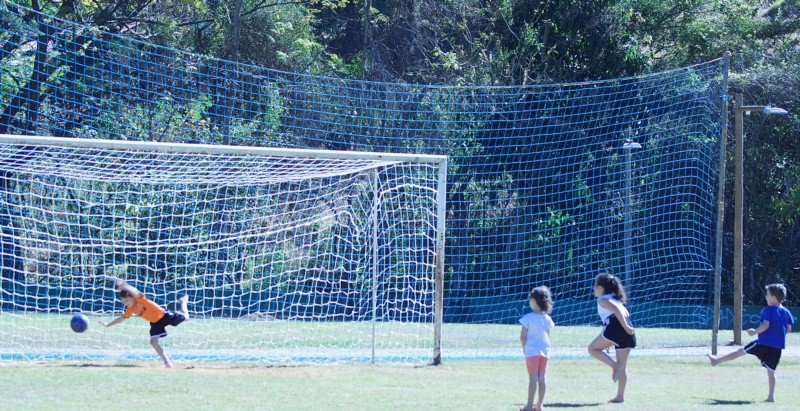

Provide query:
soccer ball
left=70, top=313, right=89, bottom=333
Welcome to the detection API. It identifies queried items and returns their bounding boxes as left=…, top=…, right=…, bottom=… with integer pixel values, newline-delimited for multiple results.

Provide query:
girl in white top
left=519, top=285, right=555, bottom=411
left=588, top=272, right=636, bottom=404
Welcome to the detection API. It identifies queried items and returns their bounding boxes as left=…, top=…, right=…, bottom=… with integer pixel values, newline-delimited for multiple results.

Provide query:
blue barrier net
left=0, top=3, right=727, bottom=361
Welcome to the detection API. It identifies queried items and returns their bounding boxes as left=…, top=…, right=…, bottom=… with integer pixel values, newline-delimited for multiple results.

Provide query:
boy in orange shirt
left=100, top=278, right=189, bottom=368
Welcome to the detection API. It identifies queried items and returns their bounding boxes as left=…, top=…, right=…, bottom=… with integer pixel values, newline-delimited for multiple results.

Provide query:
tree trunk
left=362, top=0, right=372, bottom=78
left=230, top=0, right=242, bottom=62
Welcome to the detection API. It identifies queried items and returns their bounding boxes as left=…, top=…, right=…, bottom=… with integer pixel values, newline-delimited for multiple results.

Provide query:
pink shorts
left=525, top=355, right=549, bottom=374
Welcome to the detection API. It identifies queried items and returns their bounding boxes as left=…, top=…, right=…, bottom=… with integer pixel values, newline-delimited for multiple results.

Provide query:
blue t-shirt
left=757, top=305, right=795, bottom=349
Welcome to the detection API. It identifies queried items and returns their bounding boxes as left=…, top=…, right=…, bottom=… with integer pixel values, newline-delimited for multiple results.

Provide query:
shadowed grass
left=2, top=355, right=799, bottom=410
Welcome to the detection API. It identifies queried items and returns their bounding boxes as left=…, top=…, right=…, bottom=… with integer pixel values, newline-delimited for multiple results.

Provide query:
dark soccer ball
left=70, top=313, right=89, bottom=333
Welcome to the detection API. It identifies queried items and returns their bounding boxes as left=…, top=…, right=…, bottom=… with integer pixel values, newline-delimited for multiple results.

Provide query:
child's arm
left=116, top=278, right=142, bottom=298
left=747, top=320, right=770, bottom=336
left=599, top=298, right=635, bottom=335
left=98, top=316, right=127, bottom=328
left=520, top=327, right=528, bottom=349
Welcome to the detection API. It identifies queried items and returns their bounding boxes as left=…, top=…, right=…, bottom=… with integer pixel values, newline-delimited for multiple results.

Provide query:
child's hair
left=594, top=272, right=626, bottom=305
left=119, top=289, right=132, bottom=299
left=765, top=283, right=787, bottom=302
left=529, top=285, right=553, bottom=314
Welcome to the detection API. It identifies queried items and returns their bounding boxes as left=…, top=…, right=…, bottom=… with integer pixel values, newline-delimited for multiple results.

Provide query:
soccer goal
left=0, top=134, right=447, bottom=366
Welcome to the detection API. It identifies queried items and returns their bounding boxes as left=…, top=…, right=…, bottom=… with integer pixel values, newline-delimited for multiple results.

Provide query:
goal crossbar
left=0, top=134, right=447, bottom=164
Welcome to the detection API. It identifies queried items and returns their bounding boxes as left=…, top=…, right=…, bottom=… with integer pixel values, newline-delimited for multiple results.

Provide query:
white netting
left=0, top=136, right=446, bottom=365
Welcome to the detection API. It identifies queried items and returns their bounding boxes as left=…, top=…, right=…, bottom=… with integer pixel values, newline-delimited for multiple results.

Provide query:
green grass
left=3, top=315, right=799, bottom=409
left=2, top=313, right=722, bottom=356
left=2, top=356, right=799, bottom=410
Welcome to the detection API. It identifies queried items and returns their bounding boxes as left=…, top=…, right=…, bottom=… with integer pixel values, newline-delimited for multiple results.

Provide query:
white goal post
left=0, top=134, right=447, bottom=365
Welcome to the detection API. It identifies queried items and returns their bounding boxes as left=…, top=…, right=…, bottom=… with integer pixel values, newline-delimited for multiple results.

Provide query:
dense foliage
left=1, top=0, right=798, bottom=307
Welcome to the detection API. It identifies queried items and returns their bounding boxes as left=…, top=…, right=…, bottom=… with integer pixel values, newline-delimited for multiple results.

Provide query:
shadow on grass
left=543, top=402, right=605, bottom=408
left=67, top=363, right=140, bottom=368
left=705, top=399, right=755, bottom=406
left=60, top=363, right=309, bottom=370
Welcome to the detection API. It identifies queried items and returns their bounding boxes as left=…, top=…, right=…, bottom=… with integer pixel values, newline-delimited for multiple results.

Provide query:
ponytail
left=595, top=272, right=626, bottom=305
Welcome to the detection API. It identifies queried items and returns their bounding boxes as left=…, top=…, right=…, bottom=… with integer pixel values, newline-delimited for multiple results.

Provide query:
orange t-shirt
left=122, top=295, right=165, bottom=323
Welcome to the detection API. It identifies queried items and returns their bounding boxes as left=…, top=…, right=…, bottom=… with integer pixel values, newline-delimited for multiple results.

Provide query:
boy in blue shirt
left=708, top=283, right=794, bottom=402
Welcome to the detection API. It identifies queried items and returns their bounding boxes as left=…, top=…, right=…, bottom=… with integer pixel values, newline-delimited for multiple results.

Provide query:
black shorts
left=602, top=315, right=637, bottom=349
left=744, top=341, right=782, bottom=371
left=149, top=310, right=187, bottom=338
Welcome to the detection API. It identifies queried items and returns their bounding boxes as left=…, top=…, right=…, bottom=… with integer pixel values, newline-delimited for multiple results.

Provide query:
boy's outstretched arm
left=99, top=316, right=127, bottom=328
left=747, top=320, right=770, bottom=336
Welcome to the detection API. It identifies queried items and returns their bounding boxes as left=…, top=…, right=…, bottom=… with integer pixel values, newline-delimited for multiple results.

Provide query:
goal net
left=0, top=134, right=447, bottom=365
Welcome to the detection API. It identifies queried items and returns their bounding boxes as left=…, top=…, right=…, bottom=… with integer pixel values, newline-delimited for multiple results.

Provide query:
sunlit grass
left=4, top=312, right=788, bottom=363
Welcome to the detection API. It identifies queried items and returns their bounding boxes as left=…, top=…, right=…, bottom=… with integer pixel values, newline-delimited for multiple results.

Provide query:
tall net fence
left=1, top=4, right=726, bottom=359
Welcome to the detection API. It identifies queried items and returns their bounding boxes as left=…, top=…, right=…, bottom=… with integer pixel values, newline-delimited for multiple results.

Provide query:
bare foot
left=164, top=361, right=173, bottom=369
left=608, top=398, right=624, bottom=404
left=765, top=398, right=774, bottom=403
left=612, top=365, right=623, bottom=382
left=178, top=295, right=189, bottom=318
left=707, top=353, right=719, bottom=366
left=519, top=406, right=533, bottom=411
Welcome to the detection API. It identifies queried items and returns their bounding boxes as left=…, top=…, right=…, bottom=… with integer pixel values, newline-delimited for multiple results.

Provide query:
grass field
left=2, top=313, right=720, bottom=364
left=0, top=315, right=800, bottom=411
left=2, top=355, right=799, bottom=410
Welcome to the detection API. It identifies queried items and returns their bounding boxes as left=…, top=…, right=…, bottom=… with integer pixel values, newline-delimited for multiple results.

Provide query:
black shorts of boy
left=602, top=315, right=637, bottom=349
left=744, top=341, right=782, bottom=371
left=149, top=311, right=187, bottom=338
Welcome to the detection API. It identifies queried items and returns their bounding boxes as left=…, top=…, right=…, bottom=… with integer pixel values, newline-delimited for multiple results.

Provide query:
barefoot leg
left=708, top=348, right=745, bottom=366
left=609, top=348, right=630, bottom=403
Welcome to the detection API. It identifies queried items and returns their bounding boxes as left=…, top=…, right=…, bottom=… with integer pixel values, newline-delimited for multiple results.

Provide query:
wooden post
left=733, top=93, right=743, bottom=345
left=711, top=53, right=729, bottom=354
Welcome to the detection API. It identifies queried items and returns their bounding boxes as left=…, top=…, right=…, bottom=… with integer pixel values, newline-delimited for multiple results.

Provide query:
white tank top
left=597, top=294, right=617, bottom=323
